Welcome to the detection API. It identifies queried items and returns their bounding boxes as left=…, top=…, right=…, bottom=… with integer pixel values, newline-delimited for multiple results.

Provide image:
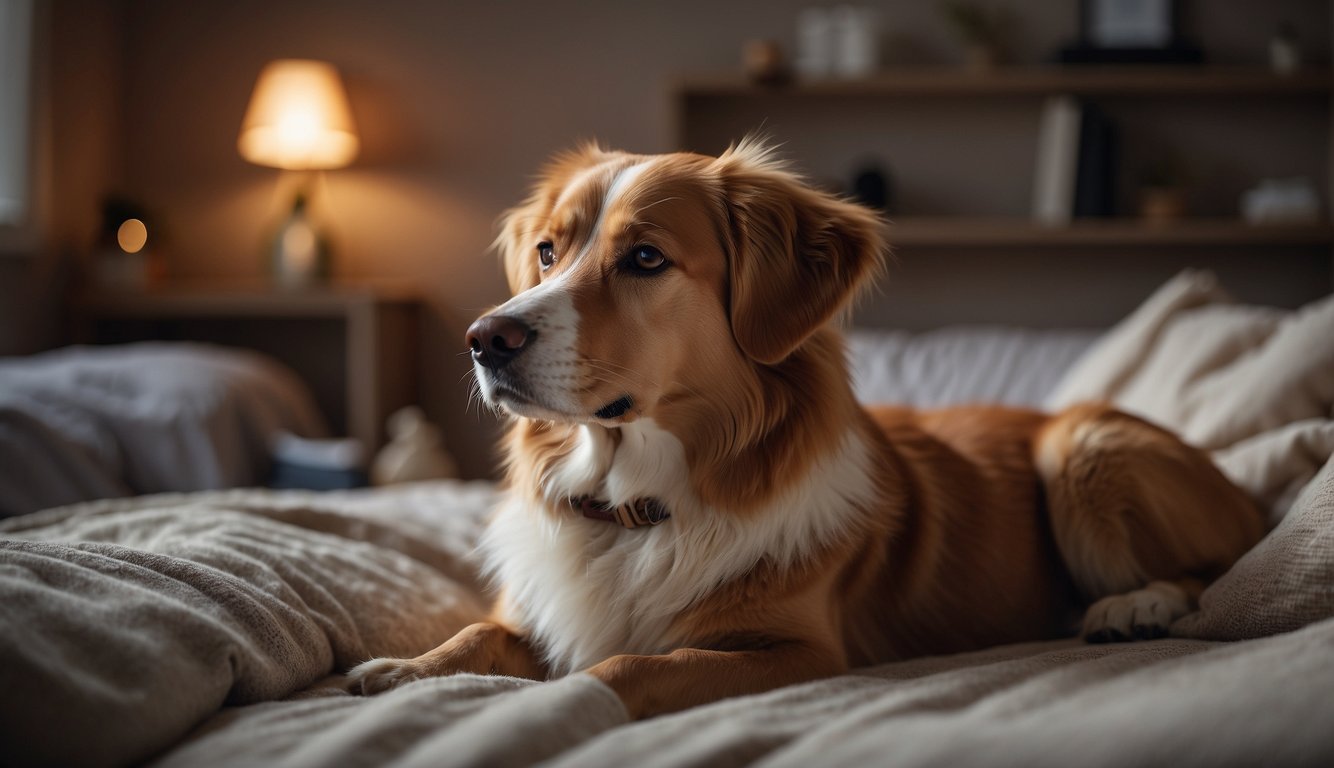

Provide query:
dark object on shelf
left=1033, top=98, right=1118, bottom=222
left=99, top=197, right=150, bottom=238
left=1073, top=103, right=1117, bottom=218
left=1058, top=0, right=1203, bottom=65
left=939, top=0, right=1015, bottom=71
left=743, top=39, right=791, bottom=86
left=851, top=164, right=892, bottom=212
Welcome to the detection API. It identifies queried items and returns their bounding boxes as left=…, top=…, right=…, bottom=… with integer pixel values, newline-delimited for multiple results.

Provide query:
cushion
left=1048, top=270, right=1334, bottom=452
left=1047, top=270, right=1334, bottom=517
left=848, top=326, right=1098, bottom=408
left=0, top=502, right=484, bottom=767
left=1173, top=456, right=1334, bottom=640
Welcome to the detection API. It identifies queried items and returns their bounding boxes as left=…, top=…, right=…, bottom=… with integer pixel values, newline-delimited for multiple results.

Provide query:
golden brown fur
left=348, top=140, right=1265, bottom=719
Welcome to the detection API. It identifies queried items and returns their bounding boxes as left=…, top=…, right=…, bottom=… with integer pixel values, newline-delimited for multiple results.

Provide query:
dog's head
left=467, top=139, right=886, bottom=426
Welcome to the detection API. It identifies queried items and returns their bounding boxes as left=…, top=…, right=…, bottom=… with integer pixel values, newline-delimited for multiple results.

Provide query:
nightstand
left=76, top=282, right=421, bottom=451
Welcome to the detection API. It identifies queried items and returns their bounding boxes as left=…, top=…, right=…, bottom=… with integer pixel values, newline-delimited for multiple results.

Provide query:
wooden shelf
left=78, top=280, right=421, bottom=318
left=677, top=66, right=1331, bottom=98
left=887, top=218, right=1334, bottom=248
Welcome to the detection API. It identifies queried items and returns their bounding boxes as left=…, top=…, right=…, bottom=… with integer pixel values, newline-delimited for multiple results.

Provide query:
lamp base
left=271, top=190, right=330, bottom=288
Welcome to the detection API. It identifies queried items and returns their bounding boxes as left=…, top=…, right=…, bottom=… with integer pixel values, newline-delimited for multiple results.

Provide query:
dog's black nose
left=466, top=315, right=534, bottom=369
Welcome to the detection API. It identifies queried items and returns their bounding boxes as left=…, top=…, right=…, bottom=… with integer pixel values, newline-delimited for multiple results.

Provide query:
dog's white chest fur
left=481, top=419, right=877, bottom=676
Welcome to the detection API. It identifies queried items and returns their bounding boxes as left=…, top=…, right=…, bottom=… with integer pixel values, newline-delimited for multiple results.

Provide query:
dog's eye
left=624, top=245, right=668, bottom=275
left=537, top=242, right=555, bottom=269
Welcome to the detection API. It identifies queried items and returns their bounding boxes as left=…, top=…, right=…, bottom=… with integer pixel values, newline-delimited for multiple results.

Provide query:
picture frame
left=1059, top=0, right=1200, bottom=64
left=1081, top=0, right=1179, bottom=50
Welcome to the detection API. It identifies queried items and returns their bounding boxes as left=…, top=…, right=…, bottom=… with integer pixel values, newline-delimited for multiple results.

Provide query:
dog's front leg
left=348, top=621, right=547, bottom=695
left=587, top=643, right=843, bottom=719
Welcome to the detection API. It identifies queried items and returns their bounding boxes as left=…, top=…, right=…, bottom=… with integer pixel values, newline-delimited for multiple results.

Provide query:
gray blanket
left=2, top=475, right=1332, bottom=768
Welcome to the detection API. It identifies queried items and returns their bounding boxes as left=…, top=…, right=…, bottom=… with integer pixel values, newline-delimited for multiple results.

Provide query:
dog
left=348, top=139, right=1264, bottom=719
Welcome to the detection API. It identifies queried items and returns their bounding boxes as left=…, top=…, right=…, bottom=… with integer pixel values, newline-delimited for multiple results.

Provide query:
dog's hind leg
left=1034, top=403, right=1264, bottom=641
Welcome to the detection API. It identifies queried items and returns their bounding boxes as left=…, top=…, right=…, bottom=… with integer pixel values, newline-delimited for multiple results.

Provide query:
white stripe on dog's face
left=559, top=159, right=649, bottom=261
left=474, top=160, right=649, bottom=422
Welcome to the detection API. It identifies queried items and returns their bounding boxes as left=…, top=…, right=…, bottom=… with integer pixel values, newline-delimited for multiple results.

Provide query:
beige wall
left=1, top=0, right=125, bottom=355
left=27, top=0, right=1334, bottom=476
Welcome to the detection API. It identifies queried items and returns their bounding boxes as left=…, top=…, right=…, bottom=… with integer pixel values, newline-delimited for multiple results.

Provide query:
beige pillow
left=1047, top=271, right=1334, bottom=516
left=1046, top=269, right=1230, bottom=412
left=1050, top=273, right=1334, bottom=452
left=1172, top=456, right=1334, bottom=640
left=1213, top=419, right=1334, bottom=526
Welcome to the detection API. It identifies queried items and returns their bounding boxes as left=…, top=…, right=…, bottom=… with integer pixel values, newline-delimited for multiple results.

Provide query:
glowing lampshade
left=238, top=59, right=359, bottom=170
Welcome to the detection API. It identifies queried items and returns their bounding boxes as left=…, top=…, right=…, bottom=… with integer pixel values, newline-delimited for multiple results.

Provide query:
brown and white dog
left=348, top=140, right=1264, bottom=718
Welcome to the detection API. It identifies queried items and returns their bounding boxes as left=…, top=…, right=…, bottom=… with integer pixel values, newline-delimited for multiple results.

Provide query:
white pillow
left=848, top=326, right=1098, bottom=408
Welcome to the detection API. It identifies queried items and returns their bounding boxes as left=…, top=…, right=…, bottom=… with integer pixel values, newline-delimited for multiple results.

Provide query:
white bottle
left=833, top=5, right=879, bottom=79
left=796, top=7, right=833, bottom=80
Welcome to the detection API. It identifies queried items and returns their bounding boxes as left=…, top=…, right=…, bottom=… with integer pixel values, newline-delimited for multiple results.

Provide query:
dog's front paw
left=346, top=657, right=425, bottom=696
left=1082, top=581, right=1192, bottom=643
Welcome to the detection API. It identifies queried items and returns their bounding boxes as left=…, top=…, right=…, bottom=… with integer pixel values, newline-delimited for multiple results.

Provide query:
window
left=0, top=0, right=34, bottom=228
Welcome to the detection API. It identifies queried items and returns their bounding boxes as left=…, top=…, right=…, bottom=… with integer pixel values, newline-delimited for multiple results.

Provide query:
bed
left=0, top=342, right=328, bottom=517
left=3, top=270, right=1332, bottom=767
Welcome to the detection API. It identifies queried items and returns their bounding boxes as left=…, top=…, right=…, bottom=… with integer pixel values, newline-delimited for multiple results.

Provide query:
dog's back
left=843, top=405, right=1078, bottom=662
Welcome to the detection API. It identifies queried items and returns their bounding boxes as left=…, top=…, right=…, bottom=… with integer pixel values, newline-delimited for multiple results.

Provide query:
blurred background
left=0, top=0, right=1329, bottom=499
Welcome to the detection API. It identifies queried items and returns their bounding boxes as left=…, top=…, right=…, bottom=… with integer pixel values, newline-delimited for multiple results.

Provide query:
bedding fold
left=143, top=622, right=1334, bottom=768
left=0, top=504, right=485, bottom=768
left=1047, top=271, right=1334, bottom=516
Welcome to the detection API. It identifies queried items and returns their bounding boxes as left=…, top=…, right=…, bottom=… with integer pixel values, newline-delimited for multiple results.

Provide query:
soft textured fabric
left=1047, top=271, right=1334, bottom=518
left=2, top=473, right=1332, bottom=768
left=0, top=487, right=492, bottom=768
left=1214, top=419, right=1334, bottom=524
left=1046, top=269, right=1231, bottom=410
left=0, top=343, right=328, bottom=517
left=156, top=673, right=630, bottom=768
left=1173, top=456, right=1334, bottom=641
left=152, top=622, right=1334, bottom=768
left=848, top=326, right=1098, bottom=408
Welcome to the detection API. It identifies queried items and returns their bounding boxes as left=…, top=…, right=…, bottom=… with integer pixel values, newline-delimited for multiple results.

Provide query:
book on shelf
left=1073, top=102, right=1117, bottom=218
left=1033, top=96, right=1081, bottom=224
left=1032, top=97, right=1118, bottom=225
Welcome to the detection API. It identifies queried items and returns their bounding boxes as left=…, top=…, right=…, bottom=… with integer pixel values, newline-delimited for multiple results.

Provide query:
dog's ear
left=712, top=140, right=887, bottom=365
left=494, top=143, right=612, bottom=296
left=495, top=203, right=542, bottom=295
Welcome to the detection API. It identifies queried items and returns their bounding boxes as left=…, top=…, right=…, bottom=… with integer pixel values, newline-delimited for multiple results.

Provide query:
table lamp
left=238, top=59, right=359, bottom=287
